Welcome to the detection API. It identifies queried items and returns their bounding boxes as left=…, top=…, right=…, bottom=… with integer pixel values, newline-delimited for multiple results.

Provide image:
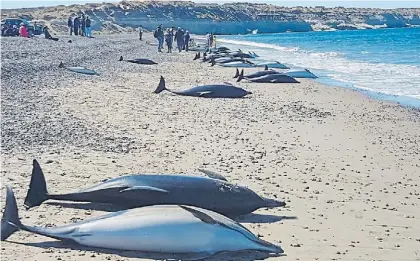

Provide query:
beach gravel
left=1, top=33, right=420, bottom=261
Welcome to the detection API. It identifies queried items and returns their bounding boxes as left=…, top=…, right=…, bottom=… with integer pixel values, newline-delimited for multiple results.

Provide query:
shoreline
left=1, top=33, right=420, bottom=261
left=213, top=28, right=420, bottom=109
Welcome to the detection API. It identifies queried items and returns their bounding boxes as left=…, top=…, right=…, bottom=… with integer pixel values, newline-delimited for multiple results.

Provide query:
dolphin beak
left=262, top=197, right=286, bottom=208
left=247, top=91, right=252, bottom=95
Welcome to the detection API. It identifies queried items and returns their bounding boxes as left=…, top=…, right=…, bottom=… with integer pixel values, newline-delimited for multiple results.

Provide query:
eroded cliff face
left=2, top=1, right=420, bottom=34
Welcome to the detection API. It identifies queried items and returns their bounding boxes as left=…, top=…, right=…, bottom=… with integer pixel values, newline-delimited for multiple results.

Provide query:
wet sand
left=1, top=33, right=420, bottom=261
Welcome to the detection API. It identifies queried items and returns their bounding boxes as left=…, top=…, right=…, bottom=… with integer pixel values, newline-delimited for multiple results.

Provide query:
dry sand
left=1, top=33, right=420, bottom=261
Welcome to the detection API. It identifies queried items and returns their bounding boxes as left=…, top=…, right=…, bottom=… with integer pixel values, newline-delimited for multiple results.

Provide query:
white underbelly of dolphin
left=71, top=206, right=265, bottom=253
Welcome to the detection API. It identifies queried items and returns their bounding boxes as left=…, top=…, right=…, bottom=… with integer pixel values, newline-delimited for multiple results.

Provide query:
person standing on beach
left=165, top=28, right=173, bottom=53
left=138, top=26, right=143, bottom=41
left=154, top=25, right=164, bottom=52
left=174, top=27, right=184, bottom=52
left=73, top=16, right=80, bottom=36
left=85, top=16, right=91, bottom=37
left=209, top=33, right=214, bottom=48
left=183, top=31, right=190, bottom=51
left=67, top=16, right=73, bottom=35
left=205, top=32, right=211, bottom=51
left=81, top=15, right=86, bottom=37
left=213, top=34, right=217, bottom=48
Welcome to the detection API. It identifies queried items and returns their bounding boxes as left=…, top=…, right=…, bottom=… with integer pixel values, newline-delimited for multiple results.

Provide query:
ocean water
left=218, top=28, right=420, bottom=107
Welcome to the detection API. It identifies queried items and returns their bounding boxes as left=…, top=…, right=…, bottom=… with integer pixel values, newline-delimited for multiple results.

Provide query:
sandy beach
left=1, top=33, right=420, bottom=261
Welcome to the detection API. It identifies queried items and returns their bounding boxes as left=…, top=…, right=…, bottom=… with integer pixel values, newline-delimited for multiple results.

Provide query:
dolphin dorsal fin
left=198, top=169, right=228, bottom=181
left=264, top=65, right=268, bottom=71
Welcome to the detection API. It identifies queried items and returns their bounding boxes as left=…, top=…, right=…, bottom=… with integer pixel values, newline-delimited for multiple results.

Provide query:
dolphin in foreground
left=119, top=56, right=157, bottom=65
left=58, top=62, right=99, bottom=75
left=1, top=186, right=285, bottom=257
left=23, top=160, right=284, bottom=217
left=153, top=76, right=252, bottom=99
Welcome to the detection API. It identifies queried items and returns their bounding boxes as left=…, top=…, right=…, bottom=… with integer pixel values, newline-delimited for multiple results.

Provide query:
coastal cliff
left=2, top=1, right=420, bottom=34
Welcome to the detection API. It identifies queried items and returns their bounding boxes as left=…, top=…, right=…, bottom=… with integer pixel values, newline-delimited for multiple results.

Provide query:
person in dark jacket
left=174, top=27, right=185, bottom=52
left=85, top=16, right=92, bottom=37
left=73, top=16, right=80, bottom=36
left=67, top=16, right=73, bottom=35
left=80, top=14, right=86, bottom=36
left=154, top=25, right=164, bottom=52
left=183, top=31, right=190, bottom=51
left=43, top=26, right=59, bottom=41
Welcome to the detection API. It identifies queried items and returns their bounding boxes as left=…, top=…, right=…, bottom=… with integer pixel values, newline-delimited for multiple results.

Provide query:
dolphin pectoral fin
left=180, top=206, right=217, bottom=224
left=197, top=91, right=213, bottom=97
left=198, top=169, right=228, bottom=181
left=119, top=186, right=169, bottom=194
left=71, top=232, right=92, bottom=238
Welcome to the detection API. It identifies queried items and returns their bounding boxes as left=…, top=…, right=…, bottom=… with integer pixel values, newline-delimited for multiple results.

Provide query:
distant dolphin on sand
left=154, top=76, right=252, bottom=99
left=238, top=72, right=299, bottom=83
left=193, top=52, right=201, bottom=60
left=2, top=186, right=284, bottom=257
left=23, top=160, right=284, bottom=217
left=58, top=62, right=99, bottom=75
left=119, top=56, right=157, bottom=65
left=235, top=68, right=317, bottom=79
left=234, top=68, right=278, bottom=79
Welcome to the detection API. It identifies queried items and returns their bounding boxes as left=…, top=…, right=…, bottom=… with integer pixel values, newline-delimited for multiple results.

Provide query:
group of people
left=153, top=25, right=191, bottom=53
left=1, top=22, right=57, bottom=41
left=67, top=14, right=92, bottom=37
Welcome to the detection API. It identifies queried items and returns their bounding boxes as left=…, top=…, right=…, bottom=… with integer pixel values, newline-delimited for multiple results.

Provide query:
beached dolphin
left=154, top=76, right=252, bottom=99
left=221, top=60, right=256, bottom=68
left=58, top=62, right=99, bottom=75
left=119, top=56, right=157, bottom=65
left=24, top=160, right=283, bottom=217
left=193, top=52, right=201, bottom=60
left=283, top=69, right=318, bottom=79
left=255, top=61, right=289, bottom=69
left=238, top=73, right=299, bottom=83
left=235, top=68, right=317, bottom=79
left=1, top=186, right=284, bottom=257
left=234, top=68, right=278, bottom=79
left=211, top=57, right=245, bottom=66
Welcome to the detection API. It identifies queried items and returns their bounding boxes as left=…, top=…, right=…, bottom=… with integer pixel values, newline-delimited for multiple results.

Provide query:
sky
left=1, top=0, right=420, bottom=9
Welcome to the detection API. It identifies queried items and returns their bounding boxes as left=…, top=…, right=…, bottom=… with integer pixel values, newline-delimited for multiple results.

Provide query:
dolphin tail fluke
left=237, top=69, right=244, bottom=82
left=193, top=53, right=198, bottom=60
left=233, top=68, right=239, bottom=78
left=119, top=56, right=124, bottom=61
left=24, top=160, right=50, bottom=210
left=58, top=62, right=64, bottom=68
left=1, top=186, right=23, bottom=241
left=264, top=65, right=268, bottom=71
left=154, top=76, right=167, bottom=94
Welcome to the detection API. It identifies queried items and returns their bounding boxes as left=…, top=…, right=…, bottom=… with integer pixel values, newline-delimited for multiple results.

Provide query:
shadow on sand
left=8, top=240, right=285, bottom=261
left=237, top=213, right=298, bottom=224
left=45, top=202, right=297, bottom=224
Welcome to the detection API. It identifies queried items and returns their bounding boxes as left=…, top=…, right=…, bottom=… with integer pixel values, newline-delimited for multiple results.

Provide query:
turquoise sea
left=218, top=27, right=420, bottom=107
